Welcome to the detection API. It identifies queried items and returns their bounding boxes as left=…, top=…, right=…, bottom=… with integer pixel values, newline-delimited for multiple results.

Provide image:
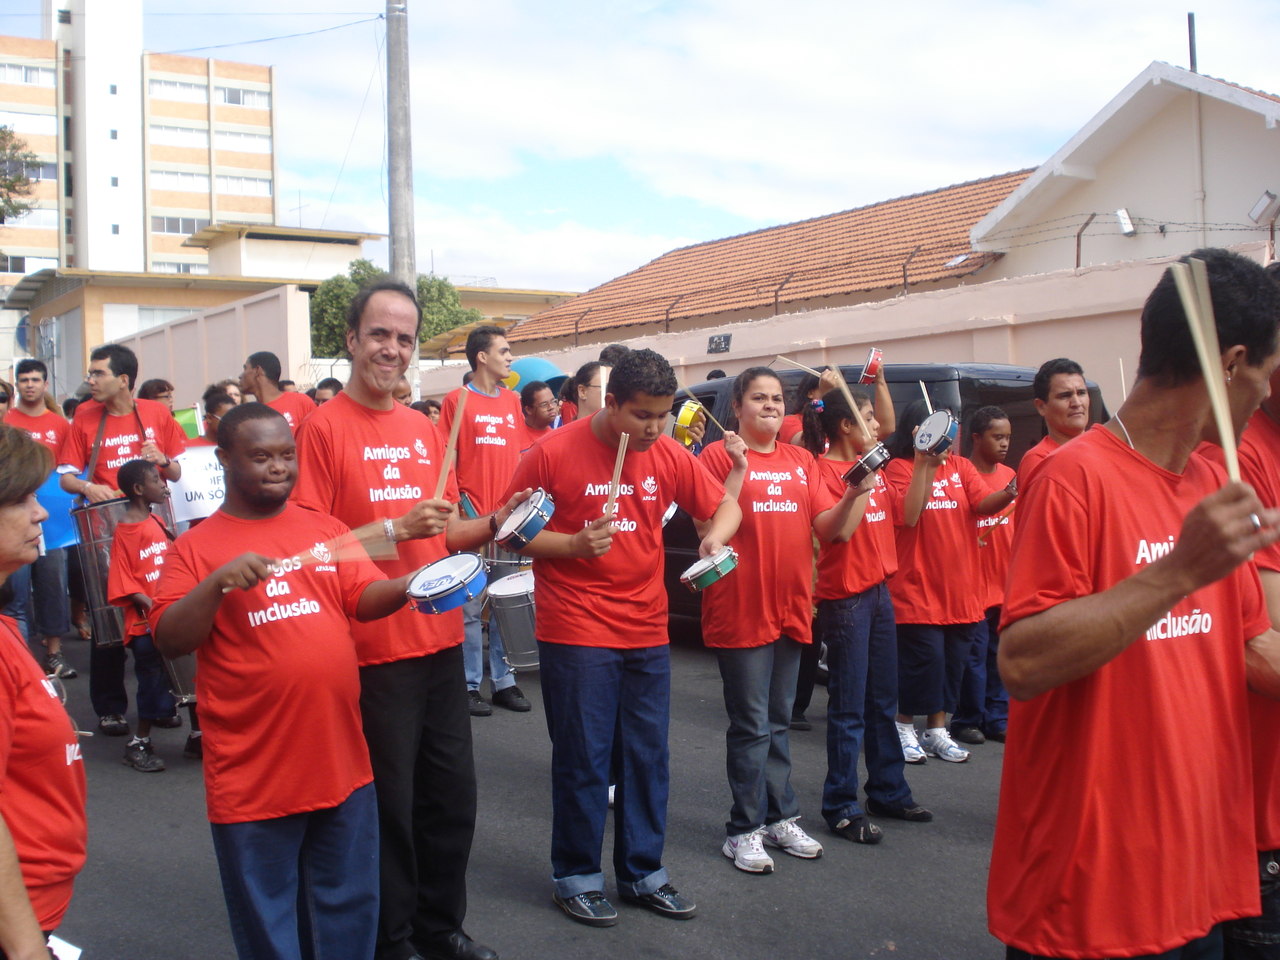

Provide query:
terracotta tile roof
left=1204, top=74, right=1280, bottom=106
left=508, top=169, right=1033, bottom=344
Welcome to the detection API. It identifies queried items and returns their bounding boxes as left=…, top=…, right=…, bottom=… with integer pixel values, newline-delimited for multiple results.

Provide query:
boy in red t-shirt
left=106, top=459, right=180, bottom=771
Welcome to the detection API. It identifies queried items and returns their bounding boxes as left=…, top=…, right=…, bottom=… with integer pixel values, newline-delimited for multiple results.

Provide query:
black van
left=662, top=362, right=1106, bottom=632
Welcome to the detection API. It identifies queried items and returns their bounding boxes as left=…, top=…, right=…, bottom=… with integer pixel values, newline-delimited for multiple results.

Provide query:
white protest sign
left=170, top=444, right=226, bottom=522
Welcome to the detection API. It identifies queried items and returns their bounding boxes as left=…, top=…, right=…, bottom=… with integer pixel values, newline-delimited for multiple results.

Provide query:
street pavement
left=51, top=635, right=1005, bottom=960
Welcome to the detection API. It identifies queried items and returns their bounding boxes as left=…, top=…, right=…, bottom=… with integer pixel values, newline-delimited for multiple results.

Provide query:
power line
left=158, top=15, right=382, bottom=55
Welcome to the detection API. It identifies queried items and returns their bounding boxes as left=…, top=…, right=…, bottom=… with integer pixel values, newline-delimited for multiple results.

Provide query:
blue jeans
left=817, top=584, right=915, bottom=827
left=953, top=605, right=1010, bottom=734
left=896, top=621, right=983, bottom=717
left=539, top=641, right=671, bottom=898
left=3, top=548, right=70, bottom=643
left=90, top=631, right=175, bottom=720
left=716, top=638, right=803, bottom=836
left=462, top=594, right=513, bottom=693
left=210, top=781, right=379, bottom=960
left=1224, top=850, right=1280, bottom=959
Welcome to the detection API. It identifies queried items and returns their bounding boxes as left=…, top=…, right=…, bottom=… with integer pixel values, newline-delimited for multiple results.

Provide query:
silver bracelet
left=384, top=517, right=396, bottom=543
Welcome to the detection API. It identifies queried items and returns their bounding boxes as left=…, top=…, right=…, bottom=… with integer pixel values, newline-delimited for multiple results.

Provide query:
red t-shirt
left=292, top=392, right=461, bottom=665
left=974, top=462, right=1016, bottom=609
left=559, top=400, right=579, bottom=423
left=266, top=391, right=318, bottom=435
left=4, top=408, right=68, bottom=458
left=989, top=426, right=1267, bottom=957
left=519, top=421, right=553, bottom=453
left=502, top=417, right=726, bottom=649
left=61, top=398, right=187, bottom=488
left=780, top=412, right=805, bottom=445
left=698, top=441, right=834, bottom=648
left=882, top=455, right=990, bottom=625
left=1017, top=434, right=1061, bottom=489
left=107, top=513, right=171, bottom=639
left=814, top=458, right=896, bottom=600
left=440, top=386, right=525, bottom=515
left=0, top=616, right=86, bottom=930
left=150, top=505, right=378, bottom=824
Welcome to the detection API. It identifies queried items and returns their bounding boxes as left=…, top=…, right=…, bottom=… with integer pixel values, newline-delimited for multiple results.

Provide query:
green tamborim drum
left=679, top=546, right=739, bottom=593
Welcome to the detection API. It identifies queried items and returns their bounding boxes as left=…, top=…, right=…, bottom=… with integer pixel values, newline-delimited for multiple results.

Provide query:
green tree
left=0, top=125, right=37, bottom=228
left=309, top=258, right=483, bottom=357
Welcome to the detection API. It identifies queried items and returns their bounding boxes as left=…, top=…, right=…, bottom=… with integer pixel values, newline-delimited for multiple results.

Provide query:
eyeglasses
left=86, top=370, right=113, bottom=380
left=533, top=400, right=559, bottom=411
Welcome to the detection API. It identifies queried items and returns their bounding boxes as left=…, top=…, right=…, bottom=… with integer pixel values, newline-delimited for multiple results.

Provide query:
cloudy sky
left=4, top=1, right=1280, bottom=291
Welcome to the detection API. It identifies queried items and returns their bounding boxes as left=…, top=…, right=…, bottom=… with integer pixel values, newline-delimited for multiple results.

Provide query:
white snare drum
left=496, top=488, right=555, bottom=550
left=914, top=410, right=958, bottom=456
left=488, top=570, right=538, bottom=670
left=679, top=546, right=739, bottom=593
left=859, top=347, right=883, bottom=384
left=407, top=554, right=488, bottom=615
left=163, top=653, right=197, bottom=707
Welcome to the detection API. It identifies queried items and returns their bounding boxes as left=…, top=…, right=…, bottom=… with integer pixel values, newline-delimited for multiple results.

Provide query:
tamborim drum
left=914, top=410, right=958, bottom=456
left=163, top=653, right=197, bottom=707
left=679, top=546, right=739, bottom=593
left=488, top=570, right=538, bottom=670
left=842, top=442, right=891, bottom=487
left=407, top=554, right=488, bottom=615
left=496, top=488, right=554, bottom=550
left=858, top=347, right=883, bottom=384
left=674, top=400, right=704, bottom=447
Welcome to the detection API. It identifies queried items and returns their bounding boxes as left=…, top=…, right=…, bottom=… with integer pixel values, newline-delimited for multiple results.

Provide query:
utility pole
left=386, top=0, right=420, bottom=393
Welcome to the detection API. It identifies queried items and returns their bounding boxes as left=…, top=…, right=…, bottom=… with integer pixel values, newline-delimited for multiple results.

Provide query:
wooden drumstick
left=977, top=500, right=1017, bottom=547
left=433, top=389, right=468, bottom=499
left=1171, top=259, right=1240, bottom=482
left=774, top=355, right=873, bottom=445
left=918, top=380, right=934, bottom=415
left=220, top=519, right=398, bottom=593
left=679, top=385, right=727, bottom=434
left=604, top=432, right=630, bottom=519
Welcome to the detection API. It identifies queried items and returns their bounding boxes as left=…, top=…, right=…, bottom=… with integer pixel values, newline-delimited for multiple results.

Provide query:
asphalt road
left=50, top=635, right=1004, bottom=960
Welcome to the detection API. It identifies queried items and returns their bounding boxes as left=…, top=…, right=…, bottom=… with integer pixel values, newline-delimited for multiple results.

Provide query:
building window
left=151, top=260, right=208, bottom=275
left=0, top=255, right=51, bottom=273
left=109, top=129, right=117, bottom=140
left=0, top=64, right=57, bottom=87
left=214, top=129, right=272, bottom=154
left=216, top=174, right=272, bottom=197
left=64, top=162, right=71, bottom=197
left=150, top=215, right=210, bottom=235
left=64, top=216, right=72, bottom=235
left=5, top=207, right=58, bottom=229
left=111, top=224, right=119, bottom=235
left=149, top=124, right=209, bottom=149
left=57, top=9, right=71, bottom=24
left=109, top=83, right=117, bottom=94
left=0, top=111, right=58, bottom=136
left=148, top=78, right=208, bottom=104
left=63, top=116, right=70, bottom=142
left=110, top=176, right=118, bottom=186
left=150, top=169, right=211, bottom=192
left=1, top=160, right=58, bottom=181
left=216, top=86, right=271, bottom=110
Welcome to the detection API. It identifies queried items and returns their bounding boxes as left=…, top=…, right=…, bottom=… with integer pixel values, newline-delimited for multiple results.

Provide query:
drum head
left=488, top=569, right=534, bottom=598
left=497, top=490, right=545, bottom=540
left=408, top=553, right=484, bottom=598
left=682, top=545, right=734, bottom=579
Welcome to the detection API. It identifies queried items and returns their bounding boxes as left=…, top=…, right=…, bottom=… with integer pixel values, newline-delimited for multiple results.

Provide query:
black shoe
left=790, top=713, right=812, bottom=731
left=183, top=734, right=203, bottom=760
left=417, top=930, right=499, bottom=960
left=832, top=815, right=882, bottom=844
left=492, top=685, right=531, bottom=712
left=984, top=726, right=1007, bottom=743
left=44, top=652, right=77, bottom=679
left=123, top=738, right=165, bottom=772
left=468, top=690, right=492, bottom=717
left=620, top=883, right=697, bottom=920
left=152, top=713, right=183, bottom=729
left=553, top=890, right=618, bottom=927
left=866, top=798, right=934, bottom=822
left=98, top=714, right=129, bottom=737
left=950, top=725, right=985, bottom=745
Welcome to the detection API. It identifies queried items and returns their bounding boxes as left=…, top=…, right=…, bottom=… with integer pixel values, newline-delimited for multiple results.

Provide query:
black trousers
left=360, top=644, right=477, bottom=960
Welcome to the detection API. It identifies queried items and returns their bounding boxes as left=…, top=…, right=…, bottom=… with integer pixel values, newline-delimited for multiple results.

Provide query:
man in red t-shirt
left=518, top=380, right=558, bottom=451
left=990, top=249, right=1280, bottom=959
left=239, top=350, right=317, bottom=436
left=502, top=348, right=740, bottom=928
left=440, top=327, right=529, bottom=715
left=293, top=280, right=520, bottom=960
left=3, top=358, right=75, bottom=678
left=153, top=403, right=421, bottom=960
left=1017, top=357, right=1090, bottom=489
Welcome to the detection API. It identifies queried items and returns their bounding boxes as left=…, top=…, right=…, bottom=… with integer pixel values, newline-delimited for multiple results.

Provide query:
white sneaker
left=921, top=726, right=970, bottom=763
left=896, top=721, right=927, bottom=764
left=722, top=827, right=775, bottom=874
left=764, top=816, right=824, bottom=859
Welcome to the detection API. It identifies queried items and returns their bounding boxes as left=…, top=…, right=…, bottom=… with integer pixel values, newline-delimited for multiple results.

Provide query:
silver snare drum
left=488, top=570, right=537, bottom=670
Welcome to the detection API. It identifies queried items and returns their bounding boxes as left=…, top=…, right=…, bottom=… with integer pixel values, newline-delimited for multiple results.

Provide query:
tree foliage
left=309, top=258, right=483, bottom=357
left=0, top=125, right=36, bottom=228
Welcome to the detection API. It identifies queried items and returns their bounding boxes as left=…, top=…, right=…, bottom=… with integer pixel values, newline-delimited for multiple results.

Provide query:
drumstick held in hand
left=604, top=432, right=630, bottom=519
left=434, top=389, right=468, bottom=499
left=1171, top=259, right=1240, bottom=482
left=679, top=385, right=727, bottom=434
left=774, top=355, right=873, bottom=446
left=220, top=520, right=399, bottom=592
left=977, top=501, right=1017, bottom=546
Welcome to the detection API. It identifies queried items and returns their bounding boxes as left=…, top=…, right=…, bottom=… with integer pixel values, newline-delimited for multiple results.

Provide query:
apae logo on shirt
left=641, top=475, right=658, bottom=500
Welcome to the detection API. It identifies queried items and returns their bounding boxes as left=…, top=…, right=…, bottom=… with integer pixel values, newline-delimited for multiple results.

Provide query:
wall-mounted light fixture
left=1249, top=191, right=1280, bottom=225
left=1116, top=208, right=1136, bottom=237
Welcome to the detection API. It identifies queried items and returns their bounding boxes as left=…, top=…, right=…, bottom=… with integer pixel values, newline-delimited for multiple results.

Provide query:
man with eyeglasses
left=3, top=359, right=76, bottom=679
left=519, top=380, right=558, bottom=451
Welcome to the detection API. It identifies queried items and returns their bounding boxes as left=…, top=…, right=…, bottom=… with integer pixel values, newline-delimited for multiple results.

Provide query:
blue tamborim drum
left=842, top=442, right=891, bottom=487
left=495, top=488, right=554, bottom=550
left=913, top=410, right=958, bottom=456
left=407, top=553, right=488, bottom=615
left=679, top=546, right=739, bottom=593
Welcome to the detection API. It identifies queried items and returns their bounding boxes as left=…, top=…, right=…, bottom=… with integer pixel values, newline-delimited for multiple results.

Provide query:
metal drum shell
left=678, top=546, right=739, bottom=593
left=488, top=570, right=538, bottom=670
left=495, top=489, right=555, bottom=550
left=842, top=442, right=891, bottom=487
left=913, top=410, right=959, bottom=456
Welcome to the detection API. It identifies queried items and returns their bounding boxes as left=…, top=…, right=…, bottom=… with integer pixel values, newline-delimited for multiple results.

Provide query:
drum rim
left=408, top=553, right=484, bottom=597
left=681, top=545, right=736, bottom=579
left=497, top=489, right=547, bottom=539
left=487, top=569, right=535, bottom=596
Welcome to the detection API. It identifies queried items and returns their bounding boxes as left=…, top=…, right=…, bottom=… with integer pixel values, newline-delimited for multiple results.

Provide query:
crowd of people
left=3, top=249, right=1280, bottom=960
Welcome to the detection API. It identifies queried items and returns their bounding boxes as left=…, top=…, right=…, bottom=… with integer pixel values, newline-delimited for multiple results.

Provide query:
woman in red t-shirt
left=698, top=368, right=863, bottom=875
left=881, top=400, right=1014, bottom=766
left=0, top=425, right=88, bottom=956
